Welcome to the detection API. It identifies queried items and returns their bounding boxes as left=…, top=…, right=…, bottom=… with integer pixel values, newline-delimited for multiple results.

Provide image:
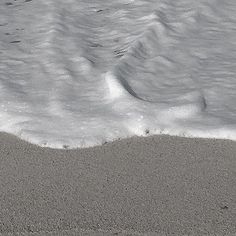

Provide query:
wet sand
left=0, top=133, right=236, bottom=235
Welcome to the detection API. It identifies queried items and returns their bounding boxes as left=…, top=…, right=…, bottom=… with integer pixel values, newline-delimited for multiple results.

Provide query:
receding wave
left=0, top=0, right=236, bottom=148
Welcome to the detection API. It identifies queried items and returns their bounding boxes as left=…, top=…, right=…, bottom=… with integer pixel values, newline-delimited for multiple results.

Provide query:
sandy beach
left=0, top=133, right=236, bottom=235
left=1, top=0, right=236, bottom=235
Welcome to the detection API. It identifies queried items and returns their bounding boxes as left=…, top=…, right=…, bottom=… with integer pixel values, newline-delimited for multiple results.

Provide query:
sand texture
left=0, top=133, right=236, bottom=235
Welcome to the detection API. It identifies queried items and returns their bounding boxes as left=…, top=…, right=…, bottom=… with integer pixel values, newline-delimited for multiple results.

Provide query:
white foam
left=1, top=0, right=236, bottom=148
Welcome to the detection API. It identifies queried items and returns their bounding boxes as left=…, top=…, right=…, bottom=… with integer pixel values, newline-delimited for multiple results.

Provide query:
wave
left=0, top=0, right=236, bottom=148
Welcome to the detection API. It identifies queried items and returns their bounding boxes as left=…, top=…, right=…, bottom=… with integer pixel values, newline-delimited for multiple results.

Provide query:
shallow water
left=1, top=0, right=236, bottom=148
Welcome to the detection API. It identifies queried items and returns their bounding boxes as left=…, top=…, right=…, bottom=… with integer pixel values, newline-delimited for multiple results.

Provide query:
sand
left=0, top=133, right=236, bottom=235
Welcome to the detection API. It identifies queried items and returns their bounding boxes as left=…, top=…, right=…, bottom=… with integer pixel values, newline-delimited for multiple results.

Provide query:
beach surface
left=1, top=133, right=236, bottom=235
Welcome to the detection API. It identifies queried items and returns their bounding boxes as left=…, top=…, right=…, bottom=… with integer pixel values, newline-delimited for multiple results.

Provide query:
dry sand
left=0, top=133, right=236, bottom=235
